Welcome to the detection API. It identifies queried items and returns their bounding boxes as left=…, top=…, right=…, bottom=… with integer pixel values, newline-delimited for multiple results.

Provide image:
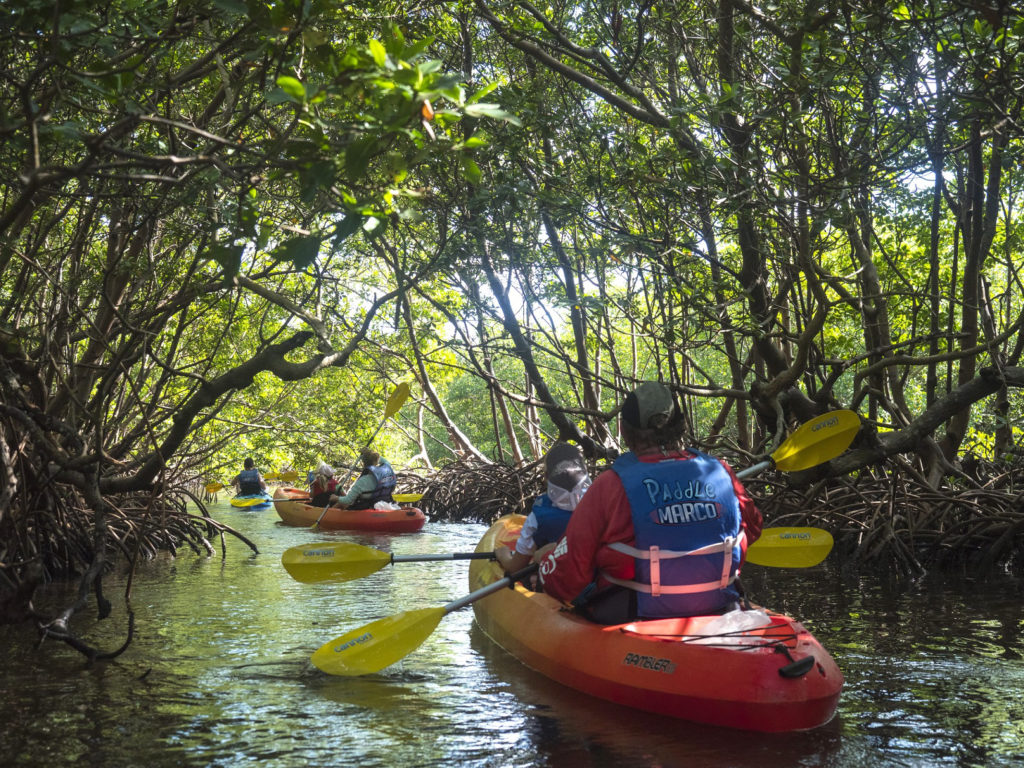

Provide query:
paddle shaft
left=736, top=459, right=770, bottom=480
left=392, top=552, right=495, bottom=565
left=443, top=563, right=538, bottom=614
left=320, top=384, right=411, bottom=529
left=312, top=501, right=333, bottom=529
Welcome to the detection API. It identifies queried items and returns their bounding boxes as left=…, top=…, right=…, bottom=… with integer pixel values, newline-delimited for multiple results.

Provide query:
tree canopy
left=2, top=0, right=1023, bottom=656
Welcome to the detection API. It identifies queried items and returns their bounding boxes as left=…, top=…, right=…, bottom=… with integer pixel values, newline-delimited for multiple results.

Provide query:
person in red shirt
left=309, top=462, right=338, bottom=506
left=538, top=381, right=763, bottom=623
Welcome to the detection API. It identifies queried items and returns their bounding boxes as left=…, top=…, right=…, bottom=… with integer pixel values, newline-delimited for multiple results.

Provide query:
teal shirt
left=336, top=459, right=393, bottom=507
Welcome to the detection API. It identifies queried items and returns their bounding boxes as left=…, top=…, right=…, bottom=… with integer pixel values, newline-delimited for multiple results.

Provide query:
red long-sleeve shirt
left=538, top=449, right=763, bottom=605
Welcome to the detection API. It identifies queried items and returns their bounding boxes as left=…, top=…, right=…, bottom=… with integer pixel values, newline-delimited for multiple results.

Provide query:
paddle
left=284, top=521, right=832, bottom=584
left=231, top=495, right=271, bottom=507
left=283, top=542, right=495, bottom=584
left=313, top=382, right=412, bottom=530
left=308, top=409, right=859, bottom=675
left=311, top=564, right=538, bottom=676
left=744, top=527, right=834, bottom=568
left=204, top=482, right=224, bottom=494
left=735, top=409, right=860, bottom=479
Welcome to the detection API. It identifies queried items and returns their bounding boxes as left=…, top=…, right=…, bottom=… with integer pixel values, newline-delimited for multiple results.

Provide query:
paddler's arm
left=538, top=470, right=631, bottom=604
left=496, top=511, right=542, bottom=574
left=330, top=473, right=375, bottom=507
left=721, top=460, right=763, bottom=554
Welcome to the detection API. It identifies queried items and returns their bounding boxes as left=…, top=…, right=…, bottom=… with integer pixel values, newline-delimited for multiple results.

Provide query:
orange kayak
left=272, top=486, right=426, bottom=533
left=469, top=515, right=843, bottom=732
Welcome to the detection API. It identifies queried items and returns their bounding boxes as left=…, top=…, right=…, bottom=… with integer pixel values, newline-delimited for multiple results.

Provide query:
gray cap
left=621, top=381, right=679, bottom=430
left=544, top=442, right=589, bottom=491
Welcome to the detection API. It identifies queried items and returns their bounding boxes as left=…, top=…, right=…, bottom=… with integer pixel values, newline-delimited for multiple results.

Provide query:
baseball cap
left=621, top=381, right=680, bottom=430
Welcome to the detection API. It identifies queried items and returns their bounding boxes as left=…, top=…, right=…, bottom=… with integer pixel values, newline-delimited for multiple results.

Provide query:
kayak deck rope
left=618, top=626, right=799, bottom=650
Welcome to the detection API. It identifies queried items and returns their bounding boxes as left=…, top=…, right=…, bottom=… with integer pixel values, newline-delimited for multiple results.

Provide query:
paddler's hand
left=494, top=544, right=512, bottom=570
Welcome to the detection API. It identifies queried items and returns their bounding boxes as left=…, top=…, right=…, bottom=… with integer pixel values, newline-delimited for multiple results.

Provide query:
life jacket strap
left=603, top=533, right=744, bottom=595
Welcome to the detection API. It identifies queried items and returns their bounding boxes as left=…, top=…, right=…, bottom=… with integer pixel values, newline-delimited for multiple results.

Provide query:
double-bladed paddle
left=307, top=408, right=860, bottom=676
left=310, top=563, right=538, bottom=676
left=282, top=524, right=832, bottom=585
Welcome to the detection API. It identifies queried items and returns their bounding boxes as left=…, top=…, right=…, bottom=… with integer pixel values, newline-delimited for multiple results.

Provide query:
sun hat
left=544, top=442, right=589, bottom=491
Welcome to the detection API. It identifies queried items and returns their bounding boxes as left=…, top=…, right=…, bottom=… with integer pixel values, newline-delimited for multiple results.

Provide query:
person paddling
left=538, top=381, right=763, bottom=624
left=309, top=462, right=337, bottom=506
left=496, top=442, right=591, bottom=574
left=329, top=449, right=397, bottom=509
left=231, top=458, right=267, bottom=496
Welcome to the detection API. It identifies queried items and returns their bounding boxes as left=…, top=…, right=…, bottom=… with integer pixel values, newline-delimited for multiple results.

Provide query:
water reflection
left=1, top=502, right=1023, bottom=767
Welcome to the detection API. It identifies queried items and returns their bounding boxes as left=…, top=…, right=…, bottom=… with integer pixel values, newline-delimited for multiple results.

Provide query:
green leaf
left=213, top=0, right=248, bottom=14
left=332, top=215, right=363, bottom=245
left=368, top=39, right=387, bottom=67
left=467, top=81, right=501, bottom=104
left=272, top=235, right=321, bottom=268
left=276, top=76, right=306, bottom=103
left=299, top=161, right=336, bottom=202
left=457, top=135, right=488, bottom=149
left=345, top=138, right=377, bottom=180
left=463, top=103, right=521, bottom=126
left=461, top=157, right=482, bottom=185
left=403, top=38, right=434, bottom=60
left=206, top=243, right=244, bottom=277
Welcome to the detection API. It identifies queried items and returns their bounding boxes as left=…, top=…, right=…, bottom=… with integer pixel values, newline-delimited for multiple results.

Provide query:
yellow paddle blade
left=282, top=542, right=391, bottom=584
left=746, top=527, right=834, bottom=568
left=264, top=471, right=280, bottom=480
left=771, top=410, right=860, bottom=472
left=384, top=382, right=411, bottom=419
left=279, top=470, right=300, bottom=483
left=231, top=496, right=270, bottom=507
left=393, top=492, right=423, bottom=503
left=204, top=482, right=223, bottom=494
left=311, top=606, right=446, bottom=676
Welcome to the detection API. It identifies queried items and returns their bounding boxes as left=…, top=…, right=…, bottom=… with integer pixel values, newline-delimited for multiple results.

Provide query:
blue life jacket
left=605, top=451, right=744, bottom=618
left=355, top=461, right=397, bottom=506
left=531, top=494, right=573, bottom=549
left=237, top=468, right=262, bottom=496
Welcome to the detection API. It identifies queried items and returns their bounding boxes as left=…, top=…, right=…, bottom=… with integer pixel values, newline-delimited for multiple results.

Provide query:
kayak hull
left=469, top=515, right=843, bottom=732
left=230, top=492, right=272, bottom=510
left=272, top=486, right=426, bottom=533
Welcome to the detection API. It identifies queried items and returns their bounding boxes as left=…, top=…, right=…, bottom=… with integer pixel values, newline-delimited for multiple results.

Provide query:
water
left=2, top=500, right=1023, bottom=767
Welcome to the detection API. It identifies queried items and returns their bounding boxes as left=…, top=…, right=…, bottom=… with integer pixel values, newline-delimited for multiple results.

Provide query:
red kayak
left=470, top=515, right=843, bottom=732
left=272, top=486, right=426, bottom=533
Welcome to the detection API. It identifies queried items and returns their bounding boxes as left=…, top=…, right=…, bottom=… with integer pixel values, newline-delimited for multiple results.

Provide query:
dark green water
left=2, top=500, right=1023, bottom=767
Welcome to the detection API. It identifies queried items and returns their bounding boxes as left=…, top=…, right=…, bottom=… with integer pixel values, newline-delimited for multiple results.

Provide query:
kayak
left=272, top=486, right=427, bottom=533
left=469, top=515, right=844, bottom=732
left=230, top=492, right=272, bottom=510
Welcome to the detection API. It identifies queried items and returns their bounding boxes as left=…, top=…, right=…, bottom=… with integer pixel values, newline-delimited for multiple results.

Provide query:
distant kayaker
left=538, top=381, right=763, bottom=624
left=231, top=457, right=267, bottom=496
left=329, top=449, right=397, bottom=509
left=496, top=442, right=592, bottom=574
left=309, top=462, right=337, bottom=506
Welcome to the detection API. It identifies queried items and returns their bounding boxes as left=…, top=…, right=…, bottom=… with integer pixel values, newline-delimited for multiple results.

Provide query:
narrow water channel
left=2, top=500, right=1022, bottom=767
